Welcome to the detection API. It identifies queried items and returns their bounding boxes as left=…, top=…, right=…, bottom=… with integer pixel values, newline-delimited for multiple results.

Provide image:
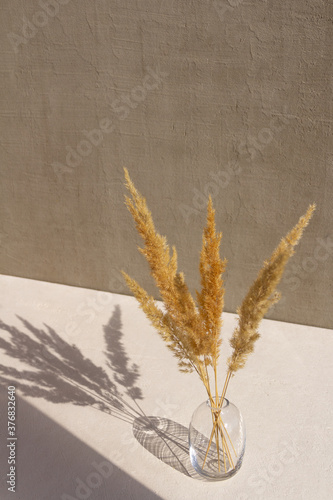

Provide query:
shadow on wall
left=0, top=395, right=162, bottom=500
left=0, top=305, right=202, bottom=482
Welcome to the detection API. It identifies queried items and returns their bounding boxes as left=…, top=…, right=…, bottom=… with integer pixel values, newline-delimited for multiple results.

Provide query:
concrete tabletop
left=0, top=274, right=332, bottom=500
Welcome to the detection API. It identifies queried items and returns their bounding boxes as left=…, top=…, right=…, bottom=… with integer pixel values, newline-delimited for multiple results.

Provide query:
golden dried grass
left=122, top=167, right=315, bottom=401
left=121, top=168, right=315, bottom=471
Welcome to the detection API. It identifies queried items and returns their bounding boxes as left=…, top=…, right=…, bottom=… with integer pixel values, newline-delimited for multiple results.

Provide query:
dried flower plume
left=227, top=203, right=316, bottom=373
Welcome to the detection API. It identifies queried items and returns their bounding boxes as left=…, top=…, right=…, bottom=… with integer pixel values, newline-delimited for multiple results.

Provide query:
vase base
left=189, top=445, right=244, bottom=481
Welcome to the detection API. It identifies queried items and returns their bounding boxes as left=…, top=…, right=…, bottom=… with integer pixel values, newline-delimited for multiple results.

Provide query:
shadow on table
left=104, top=304, right=142, bottom=400
left=0, top=395, right=162, bottom=500
left=0, top=305, right=200, bottom=480
left=0, top=305, right=142, bottom=424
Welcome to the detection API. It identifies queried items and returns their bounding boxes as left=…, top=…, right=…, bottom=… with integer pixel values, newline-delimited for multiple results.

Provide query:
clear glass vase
left=189, top=397, right=246, bottom=481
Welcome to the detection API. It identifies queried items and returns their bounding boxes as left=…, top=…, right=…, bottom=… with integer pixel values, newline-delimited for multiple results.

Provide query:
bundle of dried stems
left=121, top=168, right=315, bottom=472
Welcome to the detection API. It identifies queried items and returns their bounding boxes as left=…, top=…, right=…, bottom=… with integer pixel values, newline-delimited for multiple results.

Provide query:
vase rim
left=206, top=396, right=229, bottom=410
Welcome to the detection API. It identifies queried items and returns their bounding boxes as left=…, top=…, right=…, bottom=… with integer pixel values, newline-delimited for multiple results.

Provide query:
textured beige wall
left=0, top=0, right=332, bottom=328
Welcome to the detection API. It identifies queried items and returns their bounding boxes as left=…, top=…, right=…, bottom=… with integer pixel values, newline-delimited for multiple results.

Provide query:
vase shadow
left=132, top=415, right=210, bottom=481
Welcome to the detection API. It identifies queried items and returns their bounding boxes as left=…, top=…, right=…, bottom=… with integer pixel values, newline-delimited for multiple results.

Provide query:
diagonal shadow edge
left=0, top=395, right=163, bottom=500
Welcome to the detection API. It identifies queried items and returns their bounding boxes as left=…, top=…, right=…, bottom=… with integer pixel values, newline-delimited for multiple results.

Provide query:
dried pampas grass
left=121, top=167, right=315, bottom=470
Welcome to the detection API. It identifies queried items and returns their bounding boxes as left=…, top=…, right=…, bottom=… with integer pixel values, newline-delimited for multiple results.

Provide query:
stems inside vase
left=198, top=367, right=239, bottom=474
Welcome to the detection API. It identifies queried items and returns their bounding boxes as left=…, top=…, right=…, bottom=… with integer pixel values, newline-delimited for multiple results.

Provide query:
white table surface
left=0, top=274, right=332, bottom=500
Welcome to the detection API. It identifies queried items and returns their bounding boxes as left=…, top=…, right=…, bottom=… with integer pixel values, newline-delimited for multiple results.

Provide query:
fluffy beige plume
left=121, top=271, right=200, bottom=373
left=122, top=168, right=206, bottom=367
left=196, top=195, right=227, bottom=363
left=227, top=203, right=316, bottom=373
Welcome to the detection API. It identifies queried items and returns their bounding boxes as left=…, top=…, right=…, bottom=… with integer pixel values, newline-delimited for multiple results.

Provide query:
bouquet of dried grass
left=121, top=168, right=315, bottom=473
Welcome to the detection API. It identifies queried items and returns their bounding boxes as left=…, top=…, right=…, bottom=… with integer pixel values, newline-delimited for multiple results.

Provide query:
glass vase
left=189, top=397, right=246, bottom=481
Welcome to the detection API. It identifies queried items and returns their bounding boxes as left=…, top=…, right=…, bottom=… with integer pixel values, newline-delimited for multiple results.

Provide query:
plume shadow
left=103, top=304, right=142, bottom=400
left=0, top=307, right=142, bottom=423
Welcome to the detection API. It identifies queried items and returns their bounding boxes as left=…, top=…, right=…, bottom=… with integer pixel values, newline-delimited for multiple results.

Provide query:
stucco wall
left=0, top=0, right=332, bottom=328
